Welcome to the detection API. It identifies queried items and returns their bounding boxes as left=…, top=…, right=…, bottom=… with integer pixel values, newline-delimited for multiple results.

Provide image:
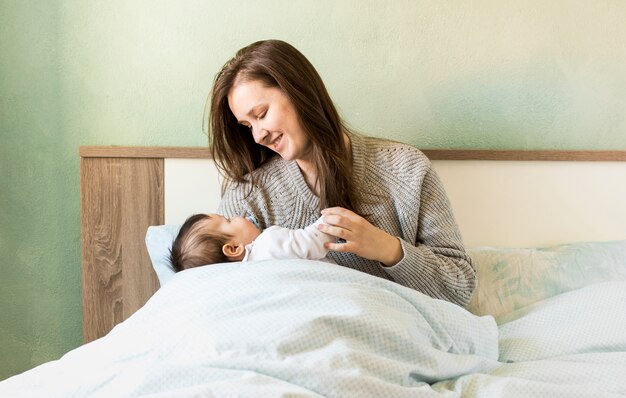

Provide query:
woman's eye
left=257, top=111, right=266, bottom=120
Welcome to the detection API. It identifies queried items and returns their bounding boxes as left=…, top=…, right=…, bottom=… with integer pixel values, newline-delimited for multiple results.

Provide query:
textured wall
left=1, top=0, right=626, bottom=380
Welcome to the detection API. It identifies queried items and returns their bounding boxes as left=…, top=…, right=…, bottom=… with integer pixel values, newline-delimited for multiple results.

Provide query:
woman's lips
left=271, top=134, right=283, bottom=152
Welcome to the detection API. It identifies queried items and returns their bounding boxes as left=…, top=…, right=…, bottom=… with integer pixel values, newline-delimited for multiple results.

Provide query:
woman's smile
left=270, top=133, right=283, bottom=152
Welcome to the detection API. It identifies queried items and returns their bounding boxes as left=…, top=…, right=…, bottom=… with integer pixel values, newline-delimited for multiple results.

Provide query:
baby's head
left=169, top=213, right=261, bottom=272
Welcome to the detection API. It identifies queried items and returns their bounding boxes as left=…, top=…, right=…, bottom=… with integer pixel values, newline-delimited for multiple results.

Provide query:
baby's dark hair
left=169, top=214, right=233, bottom=272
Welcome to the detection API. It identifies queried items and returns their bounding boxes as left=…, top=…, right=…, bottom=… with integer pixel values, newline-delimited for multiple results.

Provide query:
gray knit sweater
left=218, top=135, right=476, bottom=307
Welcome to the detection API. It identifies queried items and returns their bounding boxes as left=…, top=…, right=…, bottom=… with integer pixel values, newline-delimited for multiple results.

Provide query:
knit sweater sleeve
left=217, top=192, right=236, bottom=218
left=217, top=182, right=248, bottom=220
left=381, top=167, right=476, bottom=307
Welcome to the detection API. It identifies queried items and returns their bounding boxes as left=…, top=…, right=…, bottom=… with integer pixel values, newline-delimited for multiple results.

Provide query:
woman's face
left=227, top=79, right=311, bottom=162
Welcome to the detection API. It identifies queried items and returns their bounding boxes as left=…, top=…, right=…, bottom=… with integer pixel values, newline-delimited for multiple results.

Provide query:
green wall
left=1, top=0, right=625, bottom=380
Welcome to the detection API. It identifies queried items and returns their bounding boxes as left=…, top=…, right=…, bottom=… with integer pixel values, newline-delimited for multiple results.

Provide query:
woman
left=208, top=39, right=475, bottom=307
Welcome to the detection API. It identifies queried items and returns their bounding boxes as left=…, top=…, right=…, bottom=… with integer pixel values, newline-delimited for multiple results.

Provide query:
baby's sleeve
left=252, top=217, right=336, bottom=261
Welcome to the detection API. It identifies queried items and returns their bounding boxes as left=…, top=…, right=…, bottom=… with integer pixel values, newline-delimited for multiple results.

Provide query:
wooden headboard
left=80, top=147, right=626, bottom=343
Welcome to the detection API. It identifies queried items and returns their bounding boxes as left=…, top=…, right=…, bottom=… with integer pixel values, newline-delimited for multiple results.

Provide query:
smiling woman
left=207, top=39, right=476, bottom=307
left=209, top=39, right=354, bottom=212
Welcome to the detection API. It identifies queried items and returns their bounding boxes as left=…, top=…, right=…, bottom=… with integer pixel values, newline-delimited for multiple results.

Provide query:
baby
left=169, top=214, right=336, bottom=272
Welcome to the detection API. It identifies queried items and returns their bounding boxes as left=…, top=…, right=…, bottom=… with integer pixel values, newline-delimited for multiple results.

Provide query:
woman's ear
left=222, top=243, right=245, bottom=261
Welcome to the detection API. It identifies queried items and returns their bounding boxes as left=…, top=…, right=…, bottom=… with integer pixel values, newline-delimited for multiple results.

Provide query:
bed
left=1, top=146, right=625, bottom=397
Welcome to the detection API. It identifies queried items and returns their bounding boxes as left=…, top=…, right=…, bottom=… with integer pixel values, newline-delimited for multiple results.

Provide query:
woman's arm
left=319, top=168, right=476, bottom=307
left=318, top=208, right=403, bottom=266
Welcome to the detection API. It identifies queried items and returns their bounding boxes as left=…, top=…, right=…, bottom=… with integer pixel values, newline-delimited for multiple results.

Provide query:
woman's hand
left=318, top=207, right=403, bottom=267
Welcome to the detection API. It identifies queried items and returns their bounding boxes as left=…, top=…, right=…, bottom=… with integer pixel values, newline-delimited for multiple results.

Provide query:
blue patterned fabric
left=1, top=260, right=498, bottom=397
left=2, top=261, right=625, bottom=397
left=435, top=281, right=626, bottom=397
left=467, top=240, right=626, bottom=321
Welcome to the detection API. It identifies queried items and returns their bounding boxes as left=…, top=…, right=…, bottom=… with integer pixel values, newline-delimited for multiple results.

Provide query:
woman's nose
left=252, top=126, right=269, bottom=145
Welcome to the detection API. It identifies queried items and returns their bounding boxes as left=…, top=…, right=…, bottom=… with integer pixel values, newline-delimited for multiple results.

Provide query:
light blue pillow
left=467, top=240, right=626, bottom=321
left=145, top=225, right=180, bottom=286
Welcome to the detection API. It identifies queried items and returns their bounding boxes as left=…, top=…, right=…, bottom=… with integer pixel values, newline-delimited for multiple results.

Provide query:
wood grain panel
left=421, top=149, right=626, bottom=161
left=80, top=157, right=163, bottom=343
left=79, top=146, right=626, bottom=161
left=80, top=146, right=212, bottom=159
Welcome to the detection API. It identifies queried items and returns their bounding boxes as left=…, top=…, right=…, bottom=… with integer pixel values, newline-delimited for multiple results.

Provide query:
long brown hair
left=207, top=39, right=357, bottom=211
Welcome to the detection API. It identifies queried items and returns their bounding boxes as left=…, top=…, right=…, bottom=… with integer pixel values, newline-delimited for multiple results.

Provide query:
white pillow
left=145, top=225, right=180, bottom=286
left=467, top=240, right=626, bottom=321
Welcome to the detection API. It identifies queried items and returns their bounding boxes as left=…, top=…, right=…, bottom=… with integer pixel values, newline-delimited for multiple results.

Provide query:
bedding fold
left=0, top=259, right=499, bottom=397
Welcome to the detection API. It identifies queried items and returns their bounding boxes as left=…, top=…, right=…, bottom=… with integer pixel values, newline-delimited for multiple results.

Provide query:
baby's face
left=202, top=214, right=261, bottom=245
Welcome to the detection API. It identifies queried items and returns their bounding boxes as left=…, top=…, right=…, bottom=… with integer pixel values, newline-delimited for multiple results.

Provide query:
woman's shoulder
left=355, top=135, right=431, bottom=168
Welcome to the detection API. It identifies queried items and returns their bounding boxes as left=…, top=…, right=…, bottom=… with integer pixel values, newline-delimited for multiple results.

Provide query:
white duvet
left=1, top=260, right=625, bottom=397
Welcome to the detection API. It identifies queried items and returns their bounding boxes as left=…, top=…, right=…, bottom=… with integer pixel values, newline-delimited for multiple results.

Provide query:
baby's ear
left=222, top=243, right=245, bottom=261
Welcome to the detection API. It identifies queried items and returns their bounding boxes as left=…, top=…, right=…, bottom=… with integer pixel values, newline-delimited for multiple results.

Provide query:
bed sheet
left=435, top=281, right=626, bottom=397
left=0, top=259, right=499, bottom=397
left=1, top=261, right=625, bottom=397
